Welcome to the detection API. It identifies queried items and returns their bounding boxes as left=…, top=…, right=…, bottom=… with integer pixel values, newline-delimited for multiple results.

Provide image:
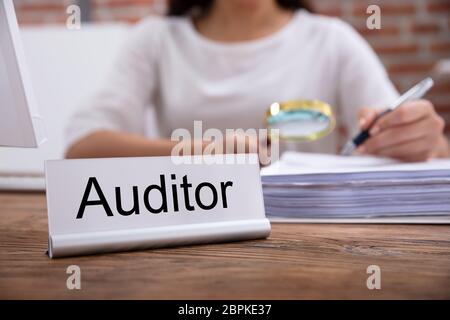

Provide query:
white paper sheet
left=261, top=152, right=450, bottom=223
left=261, top=152, right=450, bottom=175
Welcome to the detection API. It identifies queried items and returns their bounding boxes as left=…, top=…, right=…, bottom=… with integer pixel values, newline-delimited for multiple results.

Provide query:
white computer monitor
left=0, top=0, right=45, bottom=148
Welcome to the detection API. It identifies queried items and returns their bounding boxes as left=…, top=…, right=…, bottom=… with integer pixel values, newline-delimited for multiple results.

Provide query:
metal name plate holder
left=45, top=154, right=270, bottom=258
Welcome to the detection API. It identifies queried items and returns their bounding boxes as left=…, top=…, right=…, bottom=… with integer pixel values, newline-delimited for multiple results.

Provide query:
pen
left=340, top=77, right=435, bottom=156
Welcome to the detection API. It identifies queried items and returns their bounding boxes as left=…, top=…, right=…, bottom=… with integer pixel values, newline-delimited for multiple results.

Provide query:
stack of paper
left=261, top=152, right=450, bottom=222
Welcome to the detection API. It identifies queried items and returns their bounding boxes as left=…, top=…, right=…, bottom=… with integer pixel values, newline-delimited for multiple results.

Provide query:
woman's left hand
left=357, top=100, right=450, bottom=161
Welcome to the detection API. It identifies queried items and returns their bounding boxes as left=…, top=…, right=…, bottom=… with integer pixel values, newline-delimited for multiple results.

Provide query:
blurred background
left=11, top=0, right=450, bottom=138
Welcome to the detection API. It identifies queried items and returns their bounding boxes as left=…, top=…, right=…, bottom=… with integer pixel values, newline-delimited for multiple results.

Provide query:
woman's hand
left=357, top=100, right=450, bottom=161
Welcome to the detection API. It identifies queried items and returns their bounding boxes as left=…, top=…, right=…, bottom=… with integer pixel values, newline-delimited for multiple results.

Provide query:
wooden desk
left=0, top=192, right=449, bottom=299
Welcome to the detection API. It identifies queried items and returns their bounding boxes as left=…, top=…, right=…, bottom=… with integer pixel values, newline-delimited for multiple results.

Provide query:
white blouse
left=66, top=10, right=398, bottom=154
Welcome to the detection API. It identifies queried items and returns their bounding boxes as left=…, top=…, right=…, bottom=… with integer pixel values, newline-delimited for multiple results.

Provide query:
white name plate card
left=45, top=154, right=270, bottom=258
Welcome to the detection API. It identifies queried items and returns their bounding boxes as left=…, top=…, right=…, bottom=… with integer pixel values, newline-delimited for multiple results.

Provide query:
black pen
left=340, top=77, right=435, bottom=156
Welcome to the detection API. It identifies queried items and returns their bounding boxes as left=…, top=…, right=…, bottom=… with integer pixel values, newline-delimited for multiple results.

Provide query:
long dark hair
left=168, top=0, right=312, bottom=16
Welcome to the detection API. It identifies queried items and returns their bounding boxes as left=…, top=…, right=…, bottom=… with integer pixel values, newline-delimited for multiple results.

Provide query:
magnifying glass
left=265, top=100, right=336, bottom=141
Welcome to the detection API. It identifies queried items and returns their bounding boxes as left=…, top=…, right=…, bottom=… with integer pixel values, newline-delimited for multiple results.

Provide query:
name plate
left=45, top=154, right=270, bottom=258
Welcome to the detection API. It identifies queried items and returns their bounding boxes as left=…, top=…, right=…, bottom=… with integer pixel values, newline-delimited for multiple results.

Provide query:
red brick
left=411, top=22, right=441, bottom=34
left=388, top=62, right=434, bottom=75
left=435, top=103, right=450, bottom=113
left=312, top=2, right=343, bottom=17
left=430, top=81, right=450, bottom=95
left=356, top=25, right=400, bottom=37
left=427, top=1, right=450, bottom=13
left=18, top=3, right=67, bottom=12
left=374, top=44, right=419, bottom=55
left=93, top=0, right=154, bottom=7
left=430, top=42, right=450, bottom=53
left=94, top=16, right=141, bottom=24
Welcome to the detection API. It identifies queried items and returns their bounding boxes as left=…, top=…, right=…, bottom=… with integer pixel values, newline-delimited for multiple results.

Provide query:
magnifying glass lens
left=265, top=100, right=335, bottom=141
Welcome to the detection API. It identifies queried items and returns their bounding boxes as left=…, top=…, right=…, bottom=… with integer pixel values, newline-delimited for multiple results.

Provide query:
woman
left=65, top=0, right=449, bottom=161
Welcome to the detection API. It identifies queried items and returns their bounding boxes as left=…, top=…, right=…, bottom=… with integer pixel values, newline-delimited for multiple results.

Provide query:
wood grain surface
left=0, top=192, right=449, bottom=299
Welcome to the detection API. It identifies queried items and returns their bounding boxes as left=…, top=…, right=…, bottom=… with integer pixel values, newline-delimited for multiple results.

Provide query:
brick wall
left=311, top=0, right=450, bottom=135
left=13, top=0, right=450, bottom=133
